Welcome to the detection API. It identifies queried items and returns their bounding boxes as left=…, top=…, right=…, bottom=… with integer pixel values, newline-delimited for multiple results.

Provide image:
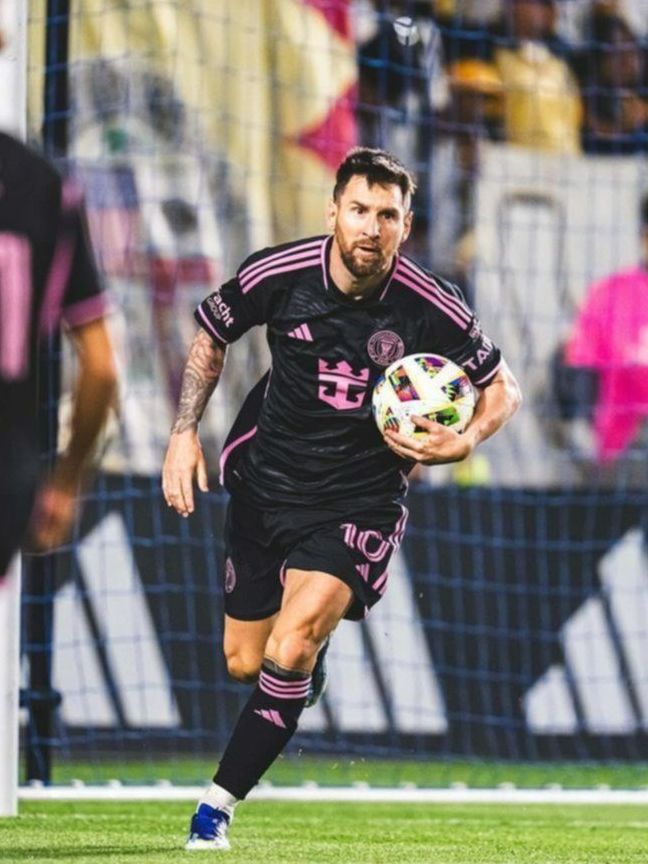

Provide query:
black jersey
left=195, top=234, right=502, bottom=507
left=0, top=132, right=106, bottom=434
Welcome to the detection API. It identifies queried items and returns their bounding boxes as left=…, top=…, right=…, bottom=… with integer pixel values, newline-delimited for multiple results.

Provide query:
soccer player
left=162, top=147, right=521, bottom=851
left=0, top=130, right=116, bottom=576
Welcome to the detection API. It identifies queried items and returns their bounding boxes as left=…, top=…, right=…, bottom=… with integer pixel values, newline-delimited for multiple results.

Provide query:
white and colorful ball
left=372, top=353, right=475, bottom=438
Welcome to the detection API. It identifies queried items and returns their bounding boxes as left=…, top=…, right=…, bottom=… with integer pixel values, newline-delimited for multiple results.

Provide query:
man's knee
left=266, top=629, right=322, bottom=673
left=225, top=650, right=262, bottom=683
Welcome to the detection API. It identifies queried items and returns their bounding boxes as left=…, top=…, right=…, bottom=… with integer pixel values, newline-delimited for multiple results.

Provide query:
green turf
left=49, top=755, right=648, bottom=790
left=2, top=801, right=648, bottom=863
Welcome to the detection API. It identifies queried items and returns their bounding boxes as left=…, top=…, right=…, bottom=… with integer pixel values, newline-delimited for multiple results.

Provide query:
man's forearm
left=64, top=318, right=117, bottom=477
left=465, top=361, right=522, bottom=449
left=172, top=329, right=226, bottom=433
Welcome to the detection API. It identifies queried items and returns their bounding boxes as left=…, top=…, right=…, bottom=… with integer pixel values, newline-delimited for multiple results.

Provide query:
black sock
left=214, top=658, right=311, bottom=799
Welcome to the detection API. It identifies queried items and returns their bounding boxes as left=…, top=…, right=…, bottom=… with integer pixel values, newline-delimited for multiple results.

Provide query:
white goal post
left=0, top=0, right=28, bottom=819
left=0, top=558, right=21, bottom=817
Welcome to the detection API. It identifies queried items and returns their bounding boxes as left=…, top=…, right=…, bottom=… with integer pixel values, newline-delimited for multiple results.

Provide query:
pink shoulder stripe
left=399, top=258, right=472, bottom=323
left=395, top=270, right=470, bottom=330
left=238, top=238, right=323, bottom=283
left=241, top=254, right=321, bottom=294
left=240, top=246, right=322, bottom=289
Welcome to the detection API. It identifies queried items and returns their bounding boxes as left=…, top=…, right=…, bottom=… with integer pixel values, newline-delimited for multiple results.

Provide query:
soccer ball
left=372, top=353, right=475, bottom=438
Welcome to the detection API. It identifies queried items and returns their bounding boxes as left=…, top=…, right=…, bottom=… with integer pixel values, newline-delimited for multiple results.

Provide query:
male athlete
left=162, top=147, right=521, bottom=851
left=0, top=130, right=116, bottom=575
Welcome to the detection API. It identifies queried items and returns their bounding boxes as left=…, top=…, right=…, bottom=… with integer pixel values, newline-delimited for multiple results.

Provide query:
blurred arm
left=31, top=316, right=117, bottom=550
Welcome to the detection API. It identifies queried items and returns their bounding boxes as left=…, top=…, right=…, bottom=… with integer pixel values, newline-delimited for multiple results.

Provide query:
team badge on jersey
left=367, top=330, right=405, bottom=366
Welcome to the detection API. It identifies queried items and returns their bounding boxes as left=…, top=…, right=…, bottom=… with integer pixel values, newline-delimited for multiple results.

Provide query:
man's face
left=602, top=34, right=642, bottom=87
left=328, top=175, right=412, bottom=280
left=508, top=0, right=553, bottom=41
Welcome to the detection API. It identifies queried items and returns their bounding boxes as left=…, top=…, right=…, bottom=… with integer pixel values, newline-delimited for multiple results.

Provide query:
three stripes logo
left=254, top=708, right=287, bottom=729
left=286, top=323, right=314, bottom=342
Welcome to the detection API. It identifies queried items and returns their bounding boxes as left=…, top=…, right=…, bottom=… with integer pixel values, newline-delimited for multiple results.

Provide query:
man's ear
left=326, top=198, right=337, bottom=232
left=402, top=209, right=413, bottom=244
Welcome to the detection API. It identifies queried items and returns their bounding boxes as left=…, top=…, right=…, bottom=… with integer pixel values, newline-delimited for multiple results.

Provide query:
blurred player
left=0, top=130, right=116, bottom=578
left=562, top=193, right=648, bottom=486
left=162, top=147, right=521, bottom=851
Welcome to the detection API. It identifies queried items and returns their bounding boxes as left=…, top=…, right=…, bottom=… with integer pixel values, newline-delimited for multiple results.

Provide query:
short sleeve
left=447, top=317, right=502, bottom=387
left=428, top=278, right=502, bottom=387
left=194, top=249, right=277, bottom=345
left=60, top=185, right=107, bottom=329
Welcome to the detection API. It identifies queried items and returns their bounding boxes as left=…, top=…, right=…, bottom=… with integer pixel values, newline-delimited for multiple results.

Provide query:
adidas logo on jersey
left=287, top=323, right=314, bottom=341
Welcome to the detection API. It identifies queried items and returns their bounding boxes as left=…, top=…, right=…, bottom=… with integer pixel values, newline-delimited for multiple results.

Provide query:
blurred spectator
left=492, top=0, right=583, bottom=154
left=559, top=193, right=648, bottom=486
left=435, top=0, right=503, bottom=63
left=356, top=2, right=445, bottom=260
left=429, top=58, right=504, bottom=292
left=578, top=5, right=648, bottom=154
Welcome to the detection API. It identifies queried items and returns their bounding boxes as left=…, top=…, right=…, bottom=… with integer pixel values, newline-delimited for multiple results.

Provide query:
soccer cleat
left=185, top=803, right=232, bottom=851
left=305, top=636, right=330, bottom=708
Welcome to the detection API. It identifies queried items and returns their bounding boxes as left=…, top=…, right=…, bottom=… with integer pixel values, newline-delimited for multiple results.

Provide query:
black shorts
left=223, top=494, right=408, bottom=622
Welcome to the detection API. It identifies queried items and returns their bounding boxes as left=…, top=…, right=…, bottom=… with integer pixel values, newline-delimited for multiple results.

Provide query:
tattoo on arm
left=171, top=330, right=226, bottom=433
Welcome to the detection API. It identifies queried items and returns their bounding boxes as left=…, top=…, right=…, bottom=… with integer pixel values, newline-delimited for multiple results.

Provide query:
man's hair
left=333, top=147, right=417, bottom=207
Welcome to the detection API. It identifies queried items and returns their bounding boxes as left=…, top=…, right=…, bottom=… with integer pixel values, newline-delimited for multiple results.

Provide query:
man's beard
left=337, top=232, right=386, bottom=278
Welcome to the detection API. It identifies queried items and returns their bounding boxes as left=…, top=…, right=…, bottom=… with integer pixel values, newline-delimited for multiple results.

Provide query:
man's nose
left=362, top=214, right=379, bottom=237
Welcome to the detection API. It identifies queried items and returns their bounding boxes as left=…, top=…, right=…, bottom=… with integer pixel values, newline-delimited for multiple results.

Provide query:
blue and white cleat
left=185, top=803, right=232, bottom=851
left=305, top=636, right=330, bottom=708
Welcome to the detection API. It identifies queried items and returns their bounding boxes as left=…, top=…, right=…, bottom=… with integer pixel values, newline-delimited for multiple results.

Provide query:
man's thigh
left=264, top=569, right=352, bottom=672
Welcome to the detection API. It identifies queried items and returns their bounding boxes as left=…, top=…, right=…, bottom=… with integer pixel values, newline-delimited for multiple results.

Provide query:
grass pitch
left=2, top=801, right=647, bottom=864
left=50, top=754, right=648, bottom=789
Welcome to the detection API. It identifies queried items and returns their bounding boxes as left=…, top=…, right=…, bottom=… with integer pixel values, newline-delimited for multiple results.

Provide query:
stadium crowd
left=355, top=0, right=648, bottom=277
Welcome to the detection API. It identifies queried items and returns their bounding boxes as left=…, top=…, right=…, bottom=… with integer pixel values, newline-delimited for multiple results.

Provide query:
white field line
left=18, top=786, right=648, bottom=805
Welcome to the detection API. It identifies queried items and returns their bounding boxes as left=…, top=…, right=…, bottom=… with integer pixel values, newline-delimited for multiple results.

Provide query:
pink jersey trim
left=473, top=360, right=501, bottom=386
left=379, top=254, right=400, bottom=300
left=238, top=238, right=323, bottom=283
left=395, top=269, right=470, bottom=330
left=218, top=425, right=257, bottom=486
left=241, top=255, right=321, bottom=294
left=240, top=244, right=323, bottom=289
left=321, top=235, right=332, bottom=291
left=399, top=258, right=472, bottom=323
left=0, top=234, right=31, bottom=380
left=63, top=293, right=108, bottom=329
left=39, top=229, right=76, bottom=336
left=196, top=304, right=229, bottom=346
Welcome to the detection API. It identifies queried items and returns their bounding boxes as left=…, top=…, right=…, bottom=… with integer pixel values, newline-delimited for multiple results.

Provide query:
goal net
left=13, top=0, right=648, bottom=790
